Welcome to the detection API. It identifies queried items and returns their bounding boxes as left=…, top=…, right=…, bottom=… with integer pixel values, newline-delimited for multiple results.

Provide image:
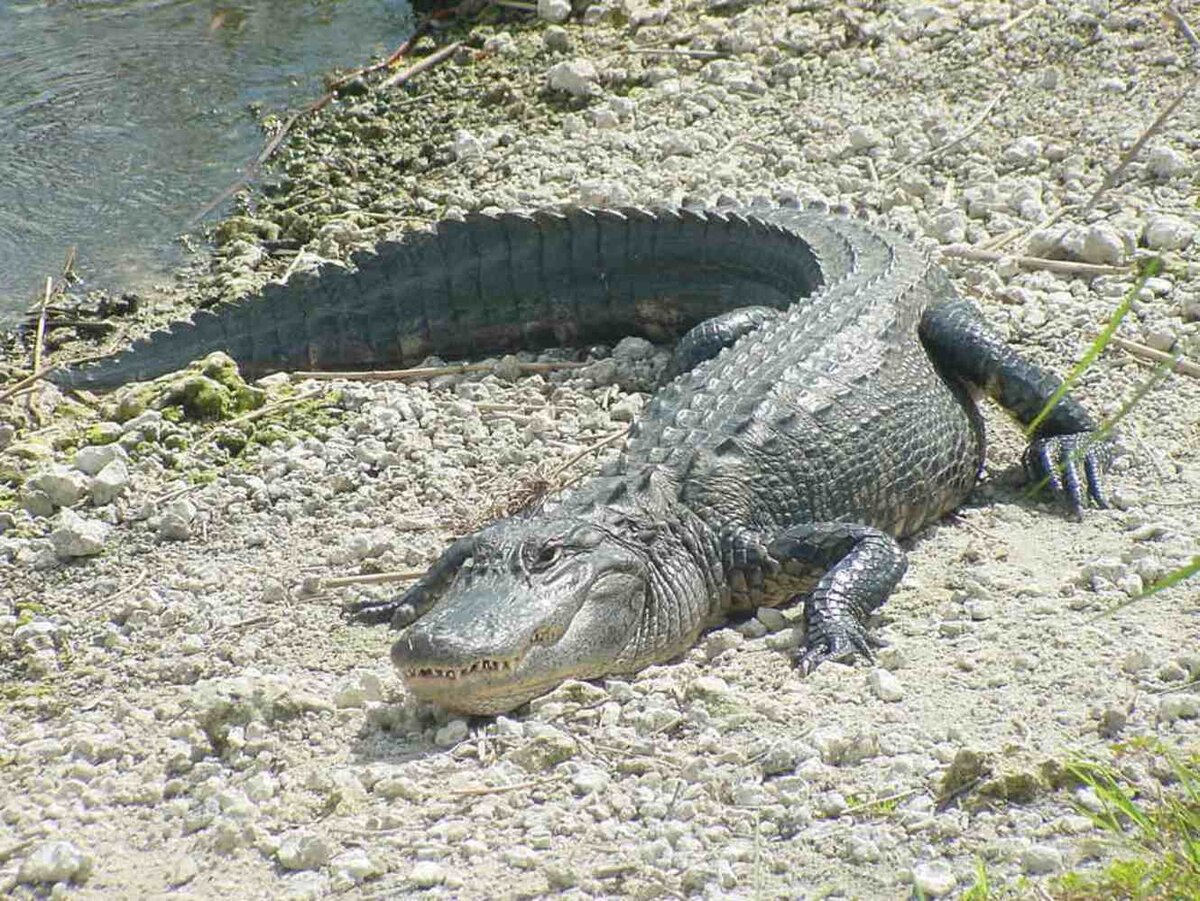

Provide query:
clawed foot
left=1023, top=431, right=1115, bottom=518
left=794, top=615, right=884, bottom=675
left=342, top=597, right=420, bottom=629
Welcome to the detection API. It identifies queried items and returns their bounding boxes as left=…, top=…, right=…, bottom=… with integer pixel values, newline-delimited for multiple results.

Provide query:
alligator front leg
left=724, top=523, right=907, bottom=673
left=920, top=298, right=1115, bottom=517
left=344, top=535, right=476, bottom=629
left=769, top=523, right=908, bottom=672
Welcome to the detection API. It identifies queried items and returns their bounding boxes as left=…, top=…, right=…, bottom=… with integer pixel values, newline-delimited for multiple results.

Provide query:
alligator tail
left=52, top=208, right=828, bottom=390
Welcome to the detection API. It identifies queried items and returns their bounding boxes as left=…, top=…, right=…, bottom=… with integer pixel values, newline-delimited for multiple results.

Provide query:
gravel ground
left=2, top=1, right=1199, bottom=897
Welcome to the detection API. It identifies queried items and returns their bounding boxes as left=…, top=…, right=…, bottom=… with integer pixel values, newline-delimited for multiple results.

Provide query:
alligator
left=54, top=206, right=1114, bottom=715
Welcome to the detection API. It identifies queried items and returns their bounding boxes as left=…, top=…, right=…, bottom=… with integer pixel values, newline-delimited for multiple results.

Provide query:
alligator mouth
left=397, top=649, right=555, bottom=714
left=401, top=653, right=524, bottom=683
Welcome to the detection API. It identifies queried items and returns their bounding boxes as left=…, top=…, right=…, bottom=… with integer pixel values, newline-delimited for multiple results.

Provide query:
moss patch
left=106, top=352, right=266, bottom=424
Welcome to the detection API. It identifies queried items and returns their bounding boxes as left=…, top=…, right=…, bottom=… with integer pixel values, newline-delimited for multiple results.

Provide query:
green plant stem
left=1025, top=257, right=1161, bottom=440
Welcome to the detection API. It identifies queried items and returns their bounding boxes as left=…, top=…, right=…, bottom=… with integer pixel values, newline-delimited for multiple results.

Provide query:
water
left=0, top=0, right=413, bottom=326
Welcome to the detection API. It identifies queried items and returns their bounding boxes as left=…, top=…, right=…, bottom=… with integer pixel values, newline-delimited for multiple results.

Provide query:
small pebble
left=434, top=719, right=469, bottom=747
left=1079, top=225, right=1125, bottom=265
left=17, top=840, right=93, bottom=885
left=537, top=0, right=571, bottom=22
left=409, top=861, right=445, bottom=886
left=277, top=834, right=333, bottom=871
left=867, top=667, right=905, bottom=702
left=547, top=59, right=598, bottom=98
left=911, top=861, right=957, bottom=897
left=1021, top=844, right=1063, bottom=875
left=50, top=509, right=110, bottom=558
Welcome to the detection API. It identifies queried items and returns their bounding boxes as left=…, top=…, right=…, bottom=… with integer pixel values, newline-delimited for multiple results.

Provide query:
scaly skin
left=52, top=207, right=1113, bottom=714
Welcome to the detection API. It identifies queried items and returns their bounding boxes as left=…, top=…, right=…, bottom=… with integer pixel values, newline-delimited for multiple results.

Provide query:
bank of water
left=0, top=0, right=413, bottom=326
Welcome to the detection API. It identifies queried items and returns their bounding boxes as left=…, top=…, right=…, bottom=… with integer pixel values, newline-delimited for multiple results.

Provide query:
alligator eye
left=526, top=543, right=562, bottom=573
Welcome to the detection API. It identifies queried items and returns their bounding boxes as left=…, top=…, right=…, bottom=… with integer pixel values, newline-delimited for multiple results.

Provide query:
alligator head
left=391, top=491, right=718, bottom=715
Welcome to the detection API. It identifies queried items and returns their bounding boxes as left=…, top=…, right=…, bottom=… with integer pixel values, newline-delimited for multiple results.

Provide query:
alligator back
left=592, top=209, right=984, bottom=541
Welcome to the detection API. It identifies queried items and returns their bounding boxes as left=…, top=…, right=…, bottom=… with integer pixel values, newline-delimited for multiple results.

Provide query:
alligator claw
left=342, top=598, right=420, bottom=629
left=795, top=617, right=878, bottom=675
left=1023, top=431, right=1114, bottom=518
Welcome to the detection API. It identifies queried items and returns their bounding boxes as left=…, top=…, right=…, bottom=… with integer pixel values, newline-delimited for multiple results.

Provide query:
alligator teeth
left=405, top=657, right=517, bottom=682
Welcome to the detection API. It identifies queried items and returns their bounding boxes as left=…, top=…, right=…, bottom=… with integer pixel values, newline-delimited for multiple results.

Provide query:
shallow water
left=0, top=0, right=413, bottom=326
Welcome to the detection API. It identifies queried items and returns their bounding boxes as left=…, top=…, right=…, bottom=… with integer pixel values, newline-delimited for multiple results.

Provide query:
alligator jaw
left=402, top=656, right=521, bottom=682
left=393, top=643, right=565, bottom=715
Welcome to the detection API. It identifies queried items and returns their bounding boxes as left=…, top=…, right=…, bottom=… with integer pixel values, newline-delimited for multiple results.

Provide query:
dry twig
left=1109, top=335, right=1200, bottom=378
left=998, top=3, right=1041, bottom=33
left=941, top=245, right=1128, bottom=278
left=191, top=17, right=442, bottom=225
left=0, top=365, right=59, bottom=405
left=380, top=42, right=462, bottom=91
left=30, top=277, right=52, bottom=377
left=1079, top=73, right=1198, bottom=215
left=445, top=777, right=555, bottom=798
left=85, top=569, right=149, bottom=612
left=548, top=425, right=632, bottom=481
left=882, top=91, right=1007, bottom=184
left=628, top=47, right=727, bottom=59
left=1167, top=5, right=1200, bottom=54
left=842, top=787, right=922, bottom=815
left=319, top=571, right=427, bottom=589
left=290, top=360, right=587, bottom=382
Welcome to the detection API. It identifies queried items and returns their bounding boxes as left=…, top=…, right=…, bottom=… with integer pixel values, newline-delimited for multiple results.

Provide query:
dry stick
left=548, top=425, right=632, bottom=481
left=0, top=365, right=58, bottom=404
left=1109, top=335, right=1200, bottom=378
left=226, top=388, right=324, bottom=428
left=940, top=244, right=1128, bottom=277
left=998, top=2, right=1040, bottom=33
left=192, top=388, right=327, bottom=449
left=1080, top=72, right=1198, bottom=215
left=277, top=247, right=313, bottom=283
left=380, top=41, right=462, bottom=90
left=628, top=47, right=728, bottom=59
left=842, top=787, right=921, bottom=815
left=36, top=319, right=117, bottom=332
left=492, top=0, right=537, bottom=10
left=975, top=226, right=1025, bottom=253
left=290, top=360, right=587, bottom=381
left=153, top=483, right=204, bottom=505
left=864, top=156, right=879, bottom=186
left=1167, top=5, right=1200, bottom=54
left=882, top=90, right=1006, bottom=185
left=30, top=276, right=52, bottom=378
left=1004, top=63, right=1193, bottom=248
left=85, top=568, right=148, bottom=612
left=446, top=777, right=553, bottom=798
left=319, top=570, right=427, bottom=589
left=23, top=247, right=80, bottom=403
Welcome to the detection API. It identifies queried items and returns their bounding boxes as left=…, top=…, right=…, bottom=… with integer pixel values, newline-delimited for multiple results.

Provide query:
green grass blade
left=1025, top=256, right=1161, bottom=440
left=1022, top=350, right=1178, bottom=503
left=1097, top=556, right=1200, bottom=618
left=1140, top=555, right=1200, bottom=598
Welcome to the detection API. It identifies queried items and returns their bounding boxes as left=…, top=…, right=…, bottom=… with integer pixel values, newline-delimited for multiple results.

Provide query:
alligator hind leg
left=673, top=306, right=780, bottom=372
left=919, top=298, right=1114, bottom=517
left=344, top=535, right=476, bottom=629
